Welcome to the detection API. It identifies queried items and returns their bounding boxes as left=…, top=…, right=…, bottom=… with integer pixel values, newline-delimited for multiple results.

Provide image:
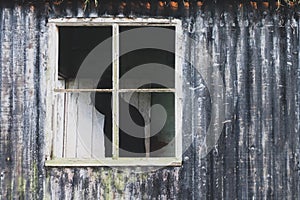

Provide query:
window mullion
left=112, top=24, right=119, bottom=159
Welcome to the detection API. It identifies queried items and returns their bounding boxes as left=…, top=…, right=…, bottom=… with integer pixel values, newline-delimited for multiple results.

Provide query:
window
left=45, top=18, right=182, bottom=166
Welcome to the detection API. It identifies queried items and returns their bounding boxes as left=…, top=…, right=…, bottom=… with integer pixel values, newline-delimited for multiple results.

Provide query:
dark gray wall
left=0, top=1, right=300, bottom=199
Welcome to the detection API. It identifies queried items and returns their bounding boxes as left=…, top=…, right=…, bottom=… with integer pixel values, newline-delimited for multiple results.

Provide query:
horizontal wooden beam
left=48, top=18, right=181, bottom=26
left=45, top=158, right=182, bottom=167
left=54, top=88, right=176, bottom=93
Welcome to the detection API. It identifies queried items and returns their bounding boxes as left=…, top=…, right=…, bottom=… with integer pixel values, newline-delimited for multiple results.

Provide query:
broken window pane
left=150, top=93, right=175, bottom=157
left=119, top=92, right=175, bottom=157
left=56, top=24, right=178, bottom=161
left=63, top=92, right=112, bottom=158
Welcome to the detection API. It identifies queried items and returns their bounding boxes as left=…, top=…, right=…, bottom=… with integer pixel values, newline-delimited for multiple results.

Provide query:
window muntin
left=46, top=18, right=182, bottom=166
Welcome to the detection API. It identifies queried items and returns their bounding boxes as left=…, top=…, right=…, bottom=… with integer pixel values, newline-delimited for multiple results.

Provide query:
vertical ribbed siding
left=249, top=9, right=264, bottom=199
left=193, top=5, right=300, bottom=200
left=223, top=8, right=239, bottom=199
left=12, top=6, right=26, bottom=199
left=272, top=12, right=285, bottom=199
left=0, top=4, right=45, bottom=199
left=179, top=18, right=194, bottom=200
left=0, top=7, right=14, bottom=199
left=260, top=11, right=273, bottom=199
left=285, top=12, right=299, bottom=199
left=0, top=1, right=300, bottom=199
left=236, top=6, right=250, bottom=199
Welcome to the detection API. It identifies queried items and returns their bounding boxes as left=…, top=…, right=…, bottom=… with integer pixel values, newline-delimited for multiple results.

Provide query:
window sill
left=45, top=158, right=182, bottom=167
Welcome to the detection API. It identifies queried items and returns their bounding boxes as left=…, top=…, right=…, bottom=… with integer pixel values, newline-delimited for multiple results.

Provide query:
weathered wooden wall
left=0, top=0, right=300, bottom=199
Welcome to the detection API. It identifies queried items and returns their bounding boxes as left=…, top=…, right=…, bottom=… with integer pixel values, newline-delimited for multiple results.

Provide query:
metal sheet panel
left=0, top=1, right=299, bottom=199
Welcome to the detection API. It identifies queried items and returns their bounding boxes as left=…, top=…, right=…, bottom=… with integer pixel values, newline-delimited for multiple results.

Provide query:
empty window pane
left=59, top=26, right=112, bottom=88
left=119, top=26, right=175, bottom=89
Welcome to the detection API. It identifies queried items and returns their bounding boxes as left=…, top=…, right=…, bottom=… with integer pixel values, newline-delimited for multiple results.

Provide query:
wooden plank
left=91, top=99, right=106, bottom=159
left=45, top=23, right=59, bottom=161
left=54, top=88, right=113, bottom=92
left=120, top=89, right=175, bottom=93
left=48, top=18, right=181, bottom=26
left=112, top=24, right=119, bottom=158
left=54, top=88, right=175, bottom=92
left=76, top=79, right=93, bottom=158
left=53, top=80, right=65, bottom=158
left=65, top=80, right=79, bottom=158
left=45, top=157, right=182, bottom=167
left=138, top=93, right=151, bottom=157
left=175, top=20, right=183, bottom=162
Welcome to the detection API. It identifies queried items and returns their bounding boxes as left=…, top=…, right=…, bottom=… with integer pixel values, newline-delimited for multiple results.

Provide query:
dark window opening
left=58, top=25, right=176, bottom=159
left=59, top=26, right=112, bottom=84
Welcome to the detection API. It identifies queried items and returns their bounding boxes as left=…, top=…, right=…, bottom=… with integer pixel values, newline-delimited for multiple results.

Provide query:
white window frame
left=45, top=18, right=183, bottom=167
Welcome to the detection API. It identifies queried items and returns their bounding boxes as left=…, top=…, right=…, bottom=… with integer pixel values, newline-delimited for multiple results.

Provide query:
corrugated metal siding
left=0, top=1, right=300, bottom=199
left=0, top=4, right=46, bottom=199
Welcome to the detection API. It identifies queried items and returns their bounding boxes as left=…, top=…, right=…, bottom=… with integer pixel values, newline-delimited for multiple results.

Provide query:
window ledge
left=45, top=158, right=182, bottom=167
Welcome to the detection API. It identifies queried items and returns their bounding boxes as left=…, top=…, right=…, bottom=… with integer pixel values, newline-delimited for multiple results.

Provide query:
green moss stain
left=114, top=171, right=125, bottom=193
left=17, top=176, right=25, bottom=199
left=100, top=169, right=114, bottom=199
left=31, top=161, right=38, bottom=197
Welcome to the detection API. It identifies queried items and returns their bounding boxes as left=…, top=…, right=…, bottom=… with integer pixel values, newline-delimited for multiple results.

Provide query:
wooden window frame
left=45, top=18, right=183, bottom=167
